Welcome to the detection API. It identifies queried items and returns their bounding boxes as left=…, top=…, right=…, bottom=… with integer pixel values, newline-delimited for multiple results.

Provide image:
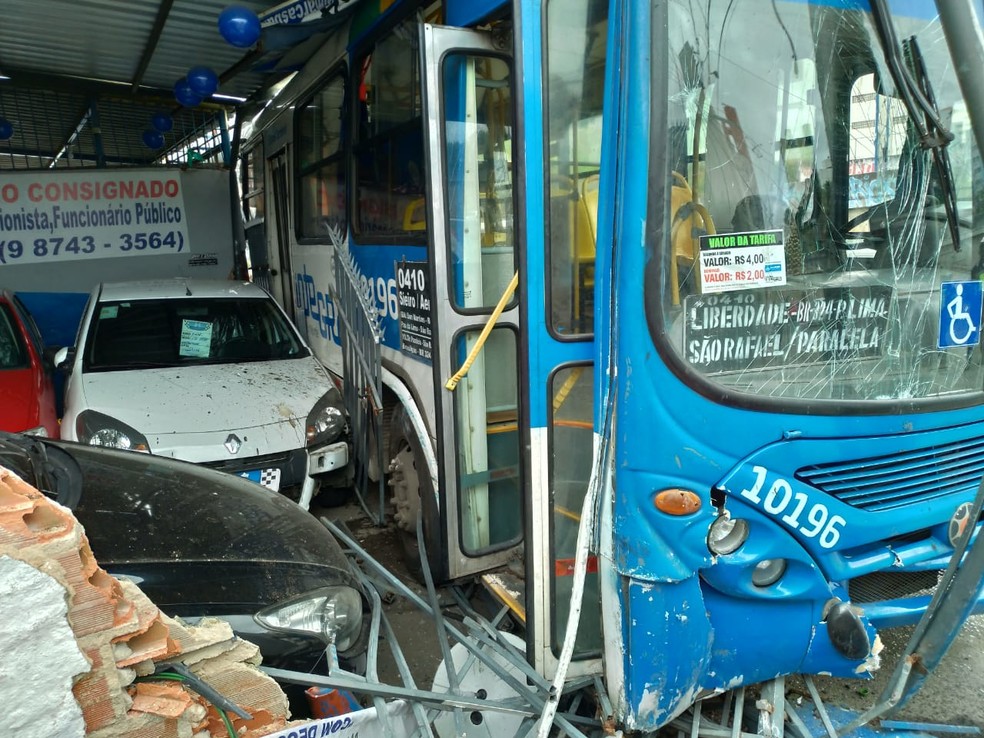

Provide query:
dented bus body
left=241, top=0, right=984, bottom=730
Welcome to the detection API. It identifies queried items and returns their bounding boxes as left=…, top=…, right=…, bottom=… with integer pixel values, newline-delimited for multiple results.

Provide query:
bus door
left=267, top=150, right=295, bottom=310
left=419, top=25, right=525, bottom=580
left=528, top=0, right=608, bottom=680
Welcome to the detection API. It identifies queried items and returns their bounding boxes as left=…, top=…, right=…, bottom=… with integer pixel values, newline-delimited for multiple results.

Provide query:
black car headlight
left=305, top=389, right=346, bottom=447
left=76, top=410, right=151, bottom=452
left=254, top=586, right=363, bottom=651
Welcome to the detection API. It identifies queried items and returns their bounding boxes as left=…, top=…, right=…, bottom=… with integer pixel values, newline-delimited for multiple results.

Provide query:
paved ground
left=316, top=497, right=984, bottom=735
left=316, top=500, right=446, bottom=689
left=796, top=615, right=984, bottom=730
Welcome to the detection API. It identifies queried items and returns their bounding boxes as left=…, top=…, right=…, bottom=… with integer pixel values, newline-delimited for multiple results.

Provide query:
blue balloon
left=0, top=118, right=12, bottom=141
left=142, top=130, right=165, bottom=149
left=187, top=66, right=219, bottom=97
left=218, top=5, right=261, bottom=48
left=151, top=112, right=173, bottom=133
left=174, top=78, right=203, bottom=108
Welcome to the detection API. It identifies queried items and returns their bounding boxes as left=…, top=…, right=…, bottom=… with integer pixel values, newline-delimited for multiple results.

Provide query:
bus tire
left=387, top=404, right=441, bottom=581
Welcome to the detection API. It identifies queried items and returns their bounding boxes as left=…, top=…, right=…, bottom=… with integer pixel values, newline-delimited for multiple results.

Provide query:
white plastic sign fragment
left=259, top=700, right=416, bottom=738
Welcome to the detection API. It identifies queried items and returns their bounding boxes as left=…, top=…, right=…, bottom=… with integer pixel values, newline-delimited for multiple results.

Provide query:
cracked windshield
left=657, top=0, right=984, bottom=405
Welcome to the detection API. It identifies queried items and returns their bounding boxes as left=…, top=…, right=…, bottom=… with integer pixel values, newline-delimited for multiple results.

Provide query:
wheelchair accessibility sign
left=939, top=281, right=983, bottom=348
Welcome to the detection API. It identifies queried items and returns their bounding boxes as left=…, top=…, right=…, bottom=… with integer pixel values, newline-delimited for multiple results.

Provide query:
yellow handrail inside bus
left=445, top=271, right=519, bottom=391
left=552, top=366, right=584, bottom=412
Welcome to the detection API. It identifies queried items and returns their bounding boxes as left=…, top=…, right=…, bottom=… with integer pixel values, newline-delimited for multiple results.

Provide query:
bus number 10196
left=739, top=465, right=846, bottom=548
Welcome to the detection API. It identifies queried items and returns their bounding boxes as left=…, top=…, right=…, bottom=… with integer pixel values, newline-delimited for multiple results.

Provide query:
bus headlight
left=76, top=410, right=150, bottom=451
left=823, top=598, right=870, bottom=660
left=707, top=512, right=748, bottom=555
left=255, top=586, right=363, bottom=652
left=752, top=558, right=787, bottom=586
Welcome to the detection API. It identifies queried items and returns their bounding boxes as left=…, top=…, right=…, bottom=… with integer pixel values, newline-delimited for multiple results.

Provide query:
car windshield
left=83, top=296, right=308, bottom=371
left=652, top=0, right=984, bottom=409
left=0, top=304, right=29, bottom=370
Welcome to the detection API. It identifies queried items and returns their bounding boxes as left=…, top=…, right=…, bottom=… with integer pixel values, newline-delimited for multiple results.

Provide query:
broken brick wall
left=0, top=465, right=292, bottom=738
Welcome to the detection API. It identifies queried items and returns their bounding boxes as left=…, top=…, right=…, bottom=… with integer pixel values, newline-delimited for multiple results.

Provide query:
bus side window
left=353, top=18, right=428, bottom=242
left=296, top=71, right=347, bottom=239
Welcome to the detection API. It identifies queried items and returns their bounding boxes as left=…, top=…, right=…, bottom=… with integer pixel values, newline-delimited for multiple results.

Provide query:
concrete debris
left=0, top=555, right=90, bottom=735
left=0, top=465, right=296, bottom=738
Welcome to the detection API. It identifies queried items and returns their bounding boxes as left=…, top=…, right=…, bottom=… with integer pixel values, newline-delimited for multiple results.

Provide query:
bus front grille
left=847, top=569, right=941, bottom=603
left=796, top=437, right=984, bottom=512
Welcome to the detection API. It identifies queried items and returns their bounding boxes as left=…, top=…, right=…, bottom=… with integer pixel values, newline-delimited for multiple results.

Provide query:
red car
left=0, top=290, right=59, bottom=437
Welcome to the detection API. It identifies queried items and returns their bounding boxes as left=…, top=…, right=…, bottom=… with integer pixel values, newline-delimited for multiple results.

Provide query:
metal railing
left=329, top=225, right=386, bottom=524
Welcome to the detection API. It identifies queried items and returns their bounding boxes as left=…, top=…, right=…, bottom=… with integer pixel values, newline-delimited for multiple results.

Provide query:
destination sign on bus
left=684, top=286, right=892, bottom=372
left=698, top=229, right=787, bottom=293
left=395, top=260, right=433, bottom=365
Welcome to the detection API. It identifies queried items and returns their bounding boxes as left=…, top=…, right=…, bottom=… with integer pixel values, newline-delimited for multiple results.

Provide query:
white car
left=55, top=278, right=348, bottom=509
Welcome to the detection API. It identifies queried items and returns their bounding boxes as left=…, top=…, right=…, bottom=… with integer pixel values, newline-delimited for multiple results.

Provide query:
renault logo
left=224, top=434, right=242, bottom=455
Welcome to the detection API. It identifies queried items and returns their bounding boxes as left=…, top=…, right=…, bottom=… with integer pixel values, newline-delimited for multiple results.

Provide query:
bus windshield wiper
left=869, top=0, right=961, bottom=251
left=908, top=36, right=961, bottom=252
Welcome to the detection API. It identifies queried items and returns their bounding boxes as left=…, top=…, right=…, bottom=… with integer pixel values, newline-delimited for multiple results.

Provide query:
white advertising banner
left=0, top=169, right=190, bottom=266
left=259, top=0, right=359, bottom=27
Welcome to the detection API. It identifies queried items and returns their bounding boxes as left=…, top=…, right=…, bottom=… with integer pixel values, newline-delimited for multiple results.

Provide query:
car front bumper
left=202, top=440, right=349, bottom=507
left=309, top=440, right=349, bottom=477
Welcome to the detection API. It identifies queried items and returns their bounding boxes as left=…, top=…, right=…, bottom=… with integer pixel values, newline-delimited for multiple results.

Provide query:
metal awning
left=0, top=0, right=348, bottom=168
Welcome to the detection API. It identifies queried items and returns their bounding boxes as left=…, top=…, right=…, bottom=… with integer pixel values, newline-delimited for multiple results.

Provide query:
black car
left=0, top=432, right=365, bottom=701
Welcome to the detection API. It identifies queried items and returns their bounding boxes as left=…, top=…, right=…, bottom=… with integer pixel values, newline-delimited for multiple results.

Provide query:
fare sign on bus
left=684, top=286, right=892, bottom=373
left=698, top=229, right=786, bottom=293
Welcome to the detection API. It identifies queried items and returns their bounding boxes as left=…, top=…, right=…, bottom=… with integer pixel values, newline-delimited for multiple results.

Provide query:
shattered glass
left=656, top=0, right=984, bottom=405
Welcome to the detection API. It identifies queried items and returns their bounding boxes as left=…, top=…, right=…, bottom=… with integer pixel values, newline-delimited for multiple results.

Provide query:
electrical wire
left=135, top=673, right=237, bottom=738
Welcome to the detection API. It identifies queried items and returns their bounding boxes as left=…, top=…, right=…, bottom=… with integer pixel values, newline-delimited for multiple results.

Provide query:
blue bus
left=242, top=0, right=984, bottom=730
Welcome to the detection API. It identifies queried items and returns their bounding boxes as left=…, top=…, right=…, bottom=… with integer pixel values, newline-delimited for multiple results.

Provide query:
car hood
left=79, top=358, right=332, bottom=435
left=102, top=560, right=341, bottom=611
left=0, top=433, right=350, bottom=574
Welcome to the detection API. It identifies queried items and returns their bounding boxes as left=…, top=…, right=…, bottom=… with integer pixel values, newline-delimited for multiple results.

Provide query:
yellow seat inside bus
left=576, top=174, right=599, bottom=319
left=670, top=171, right=715, bottom=305
left=550, top=174, right=600, bottom=326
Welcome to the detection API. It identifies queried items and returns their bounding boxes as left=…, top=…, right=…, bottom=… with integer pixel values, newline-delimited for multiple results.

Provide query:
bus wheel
left=387, top=404, right=438, bottom=581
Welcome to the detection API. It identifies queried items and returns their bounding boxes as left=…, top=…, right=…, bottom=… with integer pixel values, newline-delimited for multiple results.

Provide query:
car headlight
left=76, top=410, right=151, bottom=451
left=306, top=389, right=346, bottom=446
left=254, top=586, right=363, bottom=651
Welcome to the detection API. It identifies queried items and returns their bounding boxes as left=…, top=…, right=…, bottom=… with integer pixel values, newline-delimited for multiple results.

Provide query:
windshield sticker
left=684, top=286, right=891, bottom=372
left=698, top=230, right=786, bottom=293
left=938, top=281, right=982, bottom=349
left=179, top=319, right=213, bottom=358
left=99, top=306, right=119, bottom=320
